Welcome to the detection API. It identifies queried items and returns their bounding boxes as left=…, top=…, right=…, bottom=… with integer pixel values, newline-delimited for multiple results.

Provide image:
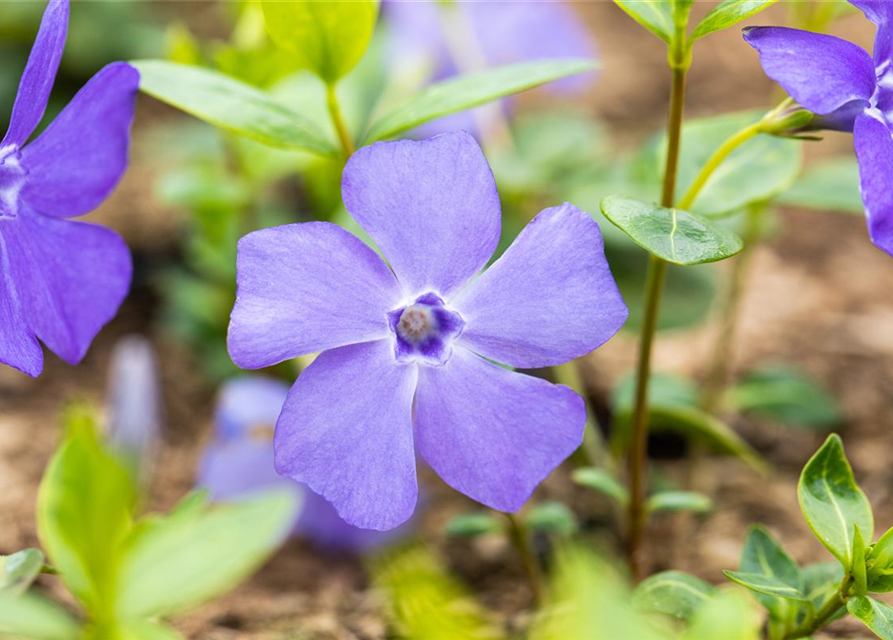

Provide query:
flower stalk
left=326, top=83, right=355, bottom=159
left=505, top=513, right=545, bottom=605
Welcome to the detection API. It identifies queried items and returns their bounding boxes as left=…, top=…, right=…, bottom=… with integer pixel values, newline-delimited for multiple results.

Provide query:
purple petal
left=3, top=208, right=131, bottom=365
left=342, top=132, right=500, bottom=298
left=0, top=233, right=43, bottom=376
left=452, top=204, right=627, bottom=368
left=854, top=112, right=893, bottom=256
left=215, top=376, right=291, bottom=442
left=743, top=27, right=874, bottom=118
left=274, top=340, right=419, bottom=530
left=199, top=439, right=301, bottom=505
left=21, top=63, right=139, bottom=218
left=298, top=488, right=408, bottom=553
left=2, top=0, right=69, bottom=148
left=850, top=1, right=893, bottom=63
left=228, top=222, right=403, bottom=369
left=415, top=347, right=584, bottom=512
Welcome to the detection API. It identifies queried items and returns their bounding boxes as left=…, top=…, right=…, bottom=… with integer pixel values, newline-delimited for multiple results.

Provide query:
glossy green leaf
left=37, top=406, right=136, bottom=616
left=724, top=571, right=809, bottom=601
left=0, top=593, right=80, bottom=640
left=0, top=548, right=44, bottom=596
left=868, top=526, right=893, bottom=592
left=572, top=467, right=629, bottom=505
left=728, top=365, right=843, bottom=430
left=739, top=526, right=803, bottom=622
left=854, top=524, right=869, bottom=595
left=115, top=488, right=299, bottom=618
left=798, top=434, right=873, bottom=569
left=646, top=491, right=712, bottom=514
left=260, top=0, right=378, bottom=83
left=600, top=195, right=744, bottom=265
left=133, top=60, right=337, bottom=156
left=445, top=513, right=505, bottom=538
left=848, top=595, right=893, bottom=639
left=614, top=0, right=674, bottom=42
left=682, top=590, right=761, bottom=640
left=633, top=571, right=717, bottom=621
left=526, top=502, right=579, bottom=535
left=778, top=157, right=863, bottom=214
left=690, top=1, right=779, bottom=41
left=364, top=58, right=598, bottom=143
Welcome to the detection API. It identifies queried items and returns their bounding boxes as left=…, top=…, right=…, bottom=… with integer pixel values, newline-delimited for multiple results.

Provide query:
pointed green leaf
left=445, top=513, right=505, bottom=538
left=133, top=60, right=337, bottom=156
left=0, top=548, right=44, bottom=596
left=798, top=434, right=873, bottom=569
left=0, top=593, right=80, bottom=640
left=739, top=525, right=803, bottom=621
left=526, top=502, right=579, bottom=536
left=600, top=196, right=744, bottom=265
left=646, top=491, right=712, bottom=514
left=848, top=595, right=893, bottom=639
left=854, top=525, right=869, bottom=595
left=778, top=157, right=863, bottom=214
left=115, top=488, right=299, bottom=618
left=633, top=570, right=717, bottom=621
left=614, top=0, right=674, bottom=42
left=803, top=561, right=844, bottom=608
left=364, top=58, right=598, bottom=143
left=724, top=571, right=809, bottom=601
left=868, top=526, right=893, bottom=592
left=690, top=1, right=779, bottom=41
left=572, top=467, right=629, bottom=505
left=260, top=0, right=379, bottom=83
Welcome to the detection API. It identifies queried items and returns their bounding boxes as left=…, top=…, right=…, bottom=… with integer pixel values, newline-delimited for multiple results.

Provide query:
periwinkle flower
left=199, top=376, right=406, bottom=552
left=744, top=0, right=893, bottom=255
left=0, top=0, right=138, bottom=377
left=227, top=132, right=628, bottom=530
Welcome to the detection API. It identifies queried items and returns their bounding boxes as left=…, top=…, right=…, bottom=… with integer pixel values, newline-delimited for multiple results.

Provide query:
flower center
left=388, top=292, right=465, bottom=366
left=0, top=145, right=26, bottom=220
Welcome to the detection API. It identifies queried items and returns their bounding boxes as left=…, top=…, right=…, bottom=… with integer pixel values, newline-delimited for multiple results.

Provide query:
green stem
left=625, top=62, right=687, bottom=582
left=505, top=513, right=545, bottom=605
left=784, top=576, right=851, bottom=639
left=554, top=360, right=611, bottom=470
left=326, top=83, right=355, bottom=159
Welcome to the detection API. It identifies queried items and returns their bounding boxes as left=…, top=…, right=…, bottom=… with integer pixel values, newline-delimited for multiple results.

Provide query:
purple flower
left=227, top=132, right=628, bottom=530
left=198, top=376, right=408, bottom=552
left=744, top=1, right=893, bottom=256
left=0, top=0, right=138, bottom=377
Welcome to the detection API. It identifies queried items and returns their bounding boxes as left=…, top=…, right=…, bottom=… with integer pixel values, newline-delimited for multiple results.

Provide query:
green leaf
left=633, top=571, right=717, bottom=621
left=363, top=58, right=598, bottom=143
left=119, top=620, right=187, bottom=640
left=854, top=524, right=869, bottom=595
left=572, top=467, right=629, bottom=505
left=614, top=0, right=674, bottom=42
left=848, top=595, right=893, bottom=639
left=646, top=491, right=712, bottom=514
left=115, top=488, right=299, bottom=618
left=690, top=1, right=779, bottom=41
left=37, top=405, right=136, bottom=616
left=0, top=593, right=80, bottom=640
left=777, top=157, right=864, bottom=214
left=723, top=571, right=809, bottom=601
left=798, top=434, right=873, bottom=569
left=444, top=513, right=505, bottom=538
left=600, top=195, right=744, bottom=265
left=525, top=502, right=579, bottom=536
left=132, top=60, right=337, bottom=156
left=728, top=365, right=843, bottom=430
left=803, top=561, right=844, bottom=608
left=260, top=0, right=378, bottom=83
left=0, top=549, right=44, bottom=596
left=682, top=590, right=762, bottom=640
left=868, top=526, right=893, bottom=592
left=738, top=526, right=804, bottom=624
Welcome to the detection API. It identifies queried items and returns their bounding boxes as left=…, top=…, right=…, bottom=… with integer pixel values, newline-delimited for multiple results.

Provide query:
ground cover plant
left=1, top=1, right=892, bottom=638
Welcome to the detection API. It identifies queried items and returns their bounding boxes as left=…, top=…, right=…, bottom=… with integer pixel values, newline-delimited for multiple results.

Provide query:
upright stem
left=784, top=576, right=851, bottom=639
left=505, top=513, right=545, bottom=605
left=625, top=63, right=687, bottom=581
left=326, top=83, right=355, bottom=159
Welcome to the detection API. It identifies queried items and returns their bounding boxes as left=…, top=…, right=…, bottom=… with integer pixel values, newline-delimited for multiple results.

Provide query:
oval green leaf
left=690, top=0, right=779, bottom=41
left=364, top=58, right=598, bottom=143
left=633, top=571, right=717, bottom=621
left=0, top=548, right=44, bottom=596
left=778, top=157, right=864, bottom=214
left=445, top=513, right=505, bottom=538
left=614, top=0, right=674, bottom=42
left=0, top=593, right=80, bottom=640
left=525, top=502, right=579, bottom=536
left=260, top=0, right=378, bottom=83
left=798, top=434, right=873, bottom=569
left=133, top=60, right=337, bottom=156
left=600, top=195, right=744, bottom=265
left=572, top=467, right=629, bottom=505
left=646, top=491, right=712, bottom=514
left=723, top=571, right=809, bottom=601
left=848, top=595, right=893, bottom=640
left=739, top=525, right=803, bottom=621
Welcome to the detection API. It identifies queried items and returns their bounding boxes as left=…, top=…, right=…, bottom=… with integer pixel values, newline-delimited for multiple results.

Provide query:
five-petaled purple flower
left=744, top=0, right=893, bottom=256
left=227, top=132, right=628, bottom=530
left=0, top=0, right=138, bottom=377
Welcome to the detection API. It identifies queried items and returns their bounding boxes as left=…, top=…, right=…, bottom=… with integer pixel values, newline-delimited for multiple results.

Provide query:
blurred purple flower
left=228, top=132, right=628, bottom=530
left=744, top=0, right=893, bottom=255
left=0, top=0, right=138, bottom=377
left=199, top=376, right=406, bottom=552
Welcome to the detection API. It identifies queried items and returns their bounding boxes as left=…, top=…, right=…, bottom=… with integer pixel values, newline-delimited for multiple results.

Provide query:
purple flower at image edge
left=743, top=0, right=893, bottom=256
left=0, top=0, right=139, bottom=377
left=227, top=131, right=628, bottom=531
left=198, top=376, right=409, bottom=552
